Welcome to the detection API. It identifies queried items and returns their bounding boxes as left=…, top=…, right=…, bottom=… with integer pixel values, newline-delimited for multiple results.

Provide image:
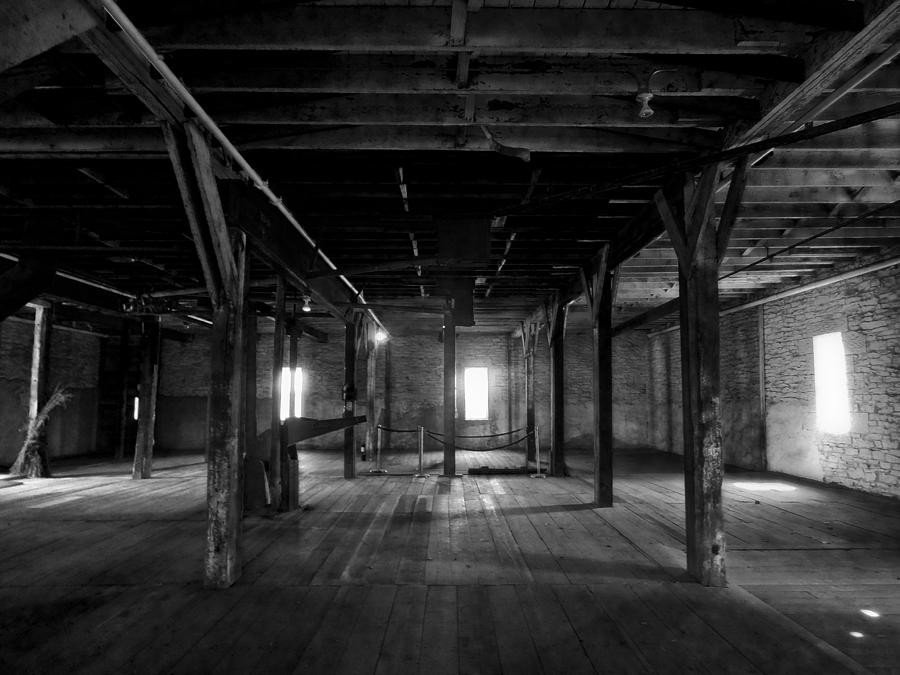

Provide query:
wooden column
left=581, top=247, right=614, bottom=506
left=442, top=307, right=457, bottom=477
left=24, top=303, right=52, bottom=477
left=343, top=319, right=359, bottom=479
left=546, top=295, right=567, bottom=477
left=365, top=327, right=378, bottom=463
left=132, top=316, right=161, bottom=480
left=205, top=233, right=247, bottom=588
left=269, top=277, right=286, bottom=509
left=522, top=322, right=538, bottom=462
left=654, top=158, right=748, bottom=587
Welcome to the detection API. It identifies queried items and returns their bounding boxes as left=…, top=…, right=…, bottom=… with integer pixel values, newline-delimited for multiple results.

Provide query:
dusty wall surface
left=0, top=318, right=101, bottom=466
left=648, top=308, right=766, bottom=470
left=150, top=316, right=655, bottom=461
left=647, top=262, right=900, bottom=497
left=763, top=266, right=900, bottom=497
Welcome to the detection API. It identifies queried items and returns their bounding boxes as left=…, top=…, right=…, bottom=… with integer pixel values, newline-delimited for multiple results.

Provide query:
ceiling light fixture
left=301, top=295, right=312, bottom=313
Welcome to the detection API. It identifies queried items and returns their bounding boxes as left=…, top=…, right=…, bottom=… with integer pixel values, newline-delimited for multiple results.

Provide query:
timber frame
left=1, top=0, right=898, bottom=588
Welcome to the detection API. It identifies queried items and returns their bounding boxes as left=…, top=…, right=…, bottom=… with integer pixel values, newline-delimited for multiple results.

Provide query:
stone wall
left=763, top=266, right=899, bottom=497
left=648, top=261, right=900, bottom=498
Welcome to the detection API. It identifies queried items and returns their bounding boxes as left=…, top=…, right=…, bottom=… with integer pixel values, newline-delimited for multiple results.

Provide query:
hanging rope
left=425, top=430, right=533, bottom=452
left=427, top=426, right=527, bottom=439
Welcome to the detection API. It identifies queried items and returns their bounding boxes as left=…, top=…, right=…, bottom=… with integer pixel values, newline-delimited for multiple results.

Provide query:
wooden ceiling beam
left=0, top=93, right=754, bottom=128
left=652, top=1, right=864, bottom=30
left=143, top=7, right=816, bottom=55
left=736, top=0, right=900, bottom=142
left=130, top=60, right=777, bottom=98
left=0, top=126, right=719, bottom=156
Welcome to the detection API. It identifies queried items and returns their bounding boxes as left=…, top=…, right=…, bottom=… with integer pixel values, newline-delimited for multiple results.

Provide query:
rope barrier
left=425, top=430, right=533, bottom=453
left=427, top=427, right=526, bottom=439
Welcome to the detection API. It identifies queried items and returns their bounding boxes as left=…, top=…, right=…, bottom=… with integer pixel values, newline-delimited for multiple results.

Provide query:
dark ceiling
left=1, top=0, right=898, bottom=336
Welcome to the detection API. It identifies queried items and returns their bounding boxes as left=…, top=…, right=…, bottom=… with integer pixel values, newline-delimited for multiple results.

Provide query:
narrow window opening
left=464, top=367, right=489, bottom=421
left=813, top=332, right=850, bottom=434
left=133, top=395, right=139, bottom=421
left=279, top=366, right=303, bottom=420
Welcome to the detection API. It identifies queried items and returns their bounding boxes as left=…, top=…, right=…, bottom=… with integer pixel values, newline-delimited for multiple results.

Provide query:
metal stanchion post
left=370, top=425, right=387, bottom=474
left=531, top=424, right=545, bottom=479
left=415, top=425, right=429, bottom=477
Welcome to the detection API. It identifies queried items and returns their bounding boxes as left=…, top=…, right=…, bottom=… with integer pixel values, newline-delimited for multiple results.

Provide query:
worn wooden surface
left=0, top=447, right=896, bottom=673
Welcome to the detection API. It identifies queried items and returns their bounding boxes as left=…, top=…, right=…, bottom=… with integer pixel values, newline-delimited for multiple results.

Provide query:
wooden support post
left=546, top=296, right=567, bottom=477
left=443, top=307, right=457, bottom=477
left=205, top=233, right=247, bottom=589
left=269, top=276, right=286, bottom=510
left=19, top=303, right=53, bottom=477
left=522, top=322, right=537, bottom=462
left=343, top=319, right=359, bottom=479
left=365, top=327, right=377, bottom=464
left=654, top=162, right=745, bottom=587
left=581, top=247, right=614, bottom=506
left=132, top=316, right=160, bottom=480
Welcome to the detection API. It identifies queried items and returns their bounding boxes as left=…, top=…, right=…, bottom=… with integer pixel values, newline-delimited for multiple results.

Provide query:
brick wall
left=647, top=261, right=900, bottom=498
left=0, top=317, right=101, bottom=466
left=648, top=308, right=766, bottom=470
left=153, top=321, right=654, bottom=460
left=763, top=265, right=900, bottom=497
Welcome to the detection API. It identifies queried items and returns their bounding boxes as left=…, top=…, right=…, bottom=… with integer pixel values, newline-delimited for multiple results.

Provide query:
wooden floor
left=1, top=448, right=898, bottom=674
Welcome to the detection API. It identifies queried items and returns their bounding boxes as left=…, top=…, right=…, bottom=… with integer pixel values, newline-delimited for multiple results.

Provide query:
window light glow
left=733, top=482, right=796, bottom=492
left=133, top=395, right=139, bottom=421
left=813, top=332, right=851, bottom=434
left=464, top=367, right=489, bottom=421
left=279, top=367, right=303, bottom=421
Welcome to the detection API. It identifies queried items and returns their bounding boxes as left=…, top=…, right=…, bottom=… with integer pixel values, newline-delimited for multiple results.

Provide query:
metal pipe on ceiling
left=94, top=0, right=387, bottom=335
left=648, top=255, right=900, bottom=337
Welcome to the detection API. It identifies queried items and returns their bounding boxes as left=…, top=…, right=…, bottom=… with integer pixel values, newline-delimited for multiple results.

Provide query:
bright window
left=464, top=367, right=489, bottom=421
left=813, top=332, right=850, bottom=434
left=279, top=366, right=303, bottom=420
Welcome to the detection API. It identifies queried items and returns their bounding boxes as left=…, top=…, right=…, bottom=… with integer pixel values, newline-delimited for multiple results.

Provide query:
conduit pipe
left=94, top=0, right=387, bottom=335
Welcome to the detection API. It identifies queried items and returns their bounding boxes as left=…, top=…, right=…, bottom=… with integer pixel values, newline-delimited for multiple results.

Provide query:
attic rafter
left=143, top=7, right=817, bottom=55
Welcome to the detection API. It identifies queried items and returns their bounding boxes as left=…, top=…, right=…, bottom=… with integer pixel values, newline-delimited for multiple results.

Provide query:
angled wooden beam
left=162, top=123, right=222, bottom=307
left=184, top=123, right=238, bottom=300
left=738, top=1, right=900, bottom=142
left=0, top=54, right=59, bottom=106
left=717, top=157, right=750, bottom=261
left=0, top=0, right=97, bottom=73
left=78, top=4, right=184, bottom=124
